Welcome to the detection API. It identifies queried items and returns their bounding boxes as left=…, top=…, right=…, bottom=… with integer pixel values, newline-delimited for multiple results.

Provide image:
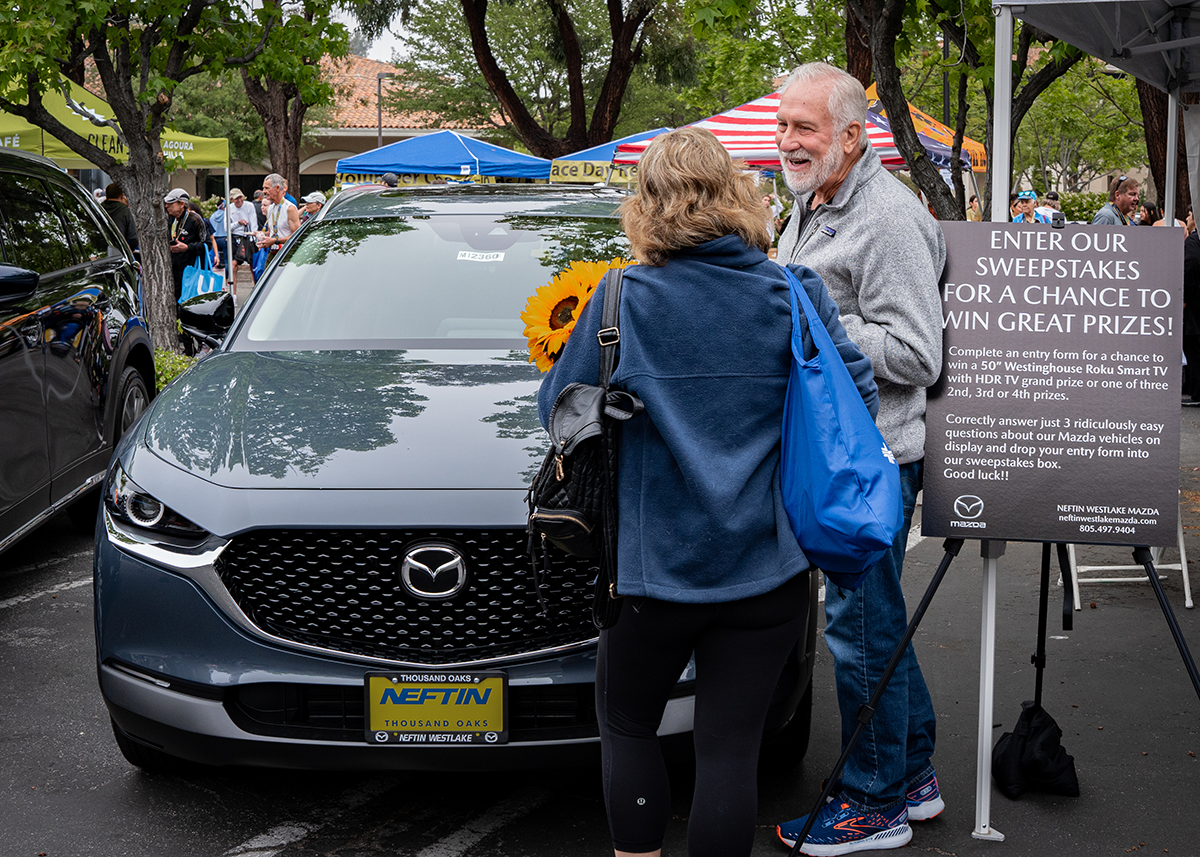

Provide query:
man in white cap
left=300, top=191, right=326, bottom=224
left=164, top=188, right=207, bottom=301
left=226, top=188, right=258, bottom=294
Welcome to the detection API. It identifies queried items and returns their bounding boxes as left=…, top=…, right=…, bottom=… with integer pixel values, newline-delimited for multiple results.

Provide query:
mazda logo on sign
left=401, top=544, right=468, bottom=599
left=954, top=495, right=985, bottom=519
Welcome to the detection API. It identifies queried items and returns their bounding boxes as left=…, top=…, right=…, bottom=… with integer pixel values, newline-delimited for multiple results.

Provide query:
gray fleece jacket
left=776, top=146, right=945, bottom=464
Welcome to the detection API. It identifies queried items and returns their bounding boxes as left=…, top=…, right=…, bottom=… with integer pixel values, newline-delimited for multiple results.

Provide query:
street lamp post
left=377, top=72, right=397, bottom=149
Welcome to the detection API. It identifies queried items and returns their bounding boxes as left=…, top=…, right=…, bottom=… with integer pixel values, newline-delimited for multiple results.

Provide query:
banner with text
left=923, top=223, right=1182, bottom=545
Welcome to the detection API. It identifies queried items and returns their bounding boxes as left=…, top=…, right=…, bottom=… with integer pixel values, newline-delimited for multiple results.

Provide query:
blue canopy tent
left=336, top=130, right=551, bottom=180
left=549, top=128, right=670, bottom=184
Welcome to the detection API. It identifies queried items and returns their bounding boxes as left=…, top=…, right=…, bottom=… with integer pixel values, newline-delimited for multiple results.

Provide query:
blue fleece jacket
left=538, top=235, right=877, bottom=603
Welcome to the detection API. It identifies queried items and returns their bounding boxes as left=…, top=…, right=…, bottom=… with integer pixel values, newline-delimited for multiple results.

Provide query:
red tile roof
left=323, top=55, right=482, bottom=131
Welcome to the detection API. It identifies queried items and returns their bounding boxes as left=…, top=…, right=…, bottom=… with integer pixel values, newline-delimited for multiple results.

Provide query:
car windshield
left=231, top=213, right=629, bottom=350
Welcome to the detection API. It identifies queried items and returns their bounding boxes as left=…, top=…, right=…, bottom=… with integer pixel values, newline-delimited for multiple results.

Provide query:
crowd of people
left=154, top=172, right=330, bottom=308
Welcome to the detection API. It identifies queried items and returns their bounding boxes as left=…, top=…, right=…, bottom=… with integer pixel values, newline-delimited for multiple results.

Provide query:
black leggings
left=597, top=572, right=810, bottom=856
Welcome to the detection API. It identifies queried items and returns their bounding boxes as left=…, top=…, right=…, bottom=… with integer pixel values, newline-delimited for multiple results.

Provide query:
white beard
left=779, top=143, right=844, bottom=197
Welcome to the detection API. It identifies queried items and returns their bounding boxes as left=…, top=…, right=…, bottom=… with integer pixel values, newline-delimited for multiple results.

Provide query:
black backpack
left=526, top=267, right=642, bottom=629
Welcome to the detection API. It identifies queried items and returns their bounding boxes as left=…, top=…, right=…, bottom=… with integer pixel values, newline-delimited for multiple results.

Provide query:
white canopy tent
left=992, top=0, right=1200, bottom=223
left=963, top=1, right=1200, bottom=843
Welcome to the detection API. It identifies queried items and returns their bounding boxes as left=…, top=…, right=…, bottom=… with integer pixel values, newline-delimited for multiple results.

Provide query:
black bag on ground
left=992, top=699, right=1080, bottom=799
left=527, top=268, right=641, bottom=629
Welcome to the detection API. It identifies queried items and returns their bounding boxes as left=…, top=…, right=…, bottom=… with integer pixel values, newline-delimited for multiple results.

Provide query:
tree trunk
left=459, top=0, right=656, bottom=157
left=866, top=0, right=962, bottom=220
left=114, top=161, right=176, bottom=355
left=241, top=72, right=306, bottom=193
left=1137, top=79, right=1194, bottom=217
left=845, top=2, right=872, bottom=88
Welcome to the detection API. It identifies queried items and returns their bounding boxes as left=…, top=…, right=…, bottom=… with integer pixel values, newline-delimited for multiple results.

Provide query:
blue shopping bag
left=178, top=252, right=224, bottom=304
left=779, top=266, right=903, bottom=589
left=252, top=247, right=267, bottom=281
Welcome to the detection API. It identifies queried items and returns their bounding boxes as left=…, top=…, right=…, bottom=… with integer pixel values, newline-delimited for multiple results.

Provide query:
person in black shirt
left=165, top=188, right=207, bottom=301
left=1184, top=210, right=1200, bottom=404
left=101, top=182, right=138, bottom=251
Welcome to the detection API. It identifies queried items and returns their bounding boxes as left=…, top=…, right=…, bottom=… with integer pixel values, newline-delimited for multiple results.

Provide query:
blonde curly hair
left=620, top=128, right=771, bottom=267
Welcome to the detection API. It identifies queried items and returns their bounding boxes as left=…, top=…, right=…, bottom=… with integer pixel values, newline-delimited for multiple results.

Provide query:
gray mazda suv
left=94, top=183, right=816, bottom=772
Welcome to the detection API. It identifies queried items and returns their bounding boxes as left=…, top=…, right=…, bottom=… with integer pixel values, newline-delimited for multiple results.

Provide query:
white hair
left=780, top=63, right=869, bottom=152
left=264, top=173, right=287, bottom=189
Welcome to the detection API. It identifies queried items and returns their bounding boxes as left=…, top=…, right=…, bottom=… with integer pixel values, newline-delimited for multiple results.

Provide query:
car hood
left=145, top=350, right=548, bottom=489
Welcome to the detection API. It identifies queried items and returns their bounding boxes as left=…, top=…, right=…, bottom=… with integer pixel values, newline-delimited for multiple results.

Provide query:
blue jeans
left=823, top=460, right=935, bottom=811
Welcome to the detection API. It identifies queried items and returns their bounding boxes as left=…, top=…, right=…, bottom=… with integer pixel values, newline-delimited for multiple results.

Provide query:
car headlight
left=105, top=464, right=207, bottom=538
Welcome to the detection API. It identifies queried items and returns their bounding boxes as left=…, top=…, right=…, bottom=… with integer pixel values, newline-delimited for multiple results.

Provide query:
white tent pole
left=991, top=4, right=1014, bottom=223
left=224, top=167, right=233, bottom=286
left=1166, top=90, right=1180, bottom=224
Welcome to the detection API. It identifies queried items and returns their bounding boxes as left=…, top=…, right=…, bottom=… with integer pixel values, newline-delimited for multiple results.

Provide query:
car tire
left=112, top=366, right=150, bottom=441
left=110, top=719, right=187, bottom=774
left=760, top=682, right=813, bottom=771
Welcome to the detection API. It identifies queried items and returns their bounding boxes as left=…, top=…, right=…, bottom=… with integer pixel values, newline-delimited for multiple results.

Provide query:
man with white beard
left=773, top=63, right=946, bottom=857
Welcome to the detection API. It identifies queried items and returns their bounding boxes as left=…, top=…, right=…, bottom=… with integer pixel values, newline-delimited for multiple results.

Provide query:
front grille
left=227, top=682, right=599, bottom=742
left=215, top=529, right=597, bottom=664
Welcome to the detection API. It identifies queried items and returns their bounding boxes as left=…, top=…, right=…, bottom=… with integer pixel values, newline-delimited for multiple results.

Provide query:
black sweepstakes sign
left=922, top=223, right=1182, bottom=546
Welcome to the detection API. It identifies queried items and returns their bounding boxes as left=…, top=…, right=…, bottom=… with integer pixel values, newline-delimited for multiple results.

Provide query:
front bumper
left=95, top=526, right=696, bottom=770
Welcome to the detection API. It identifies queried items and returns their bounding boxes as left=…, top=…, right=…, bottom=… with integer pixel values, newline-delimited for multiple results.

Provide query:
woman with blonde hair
left=539, top=127, right=878, bottom=857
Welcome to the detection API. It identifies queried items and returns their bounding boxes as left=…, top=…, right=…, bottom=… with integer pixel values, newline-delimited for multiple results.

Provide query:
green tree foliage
left=390, top=0, right=698, bottom=151
left=0, top=0, right=341, bottom=351
left=680, top=0, right=847, bottom=116
left=171, top=71, right=268, bottom=166
left=1012, top=61, right=1145, bottom=194
left=240, top=0, right=348, bottom=193
left=1058, top=191, right=1107, bottom=223
left=0, top=0, right=269, bottom=351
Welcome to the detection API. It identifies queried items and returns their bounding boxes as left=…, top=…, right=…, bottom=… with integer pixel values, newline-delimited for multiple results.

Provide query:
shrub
left=1059, top=192, right=1107, bottom=223
left=154, top=348, right=197, bottom=391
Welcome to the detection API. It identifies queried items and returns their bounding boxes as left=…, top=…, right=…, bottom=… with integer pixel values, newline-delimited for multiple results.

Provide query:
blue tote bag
left=779, top=266, right=903, bottom=590
left=178, top=252, right=223, bottom=304
left=252, top=247, right=268, bottom=281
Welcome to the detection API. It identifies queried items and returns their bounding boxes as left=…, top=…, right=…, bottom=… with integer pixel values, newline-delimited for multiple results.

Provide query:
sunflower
left=522, top=258, right=632, bottom=371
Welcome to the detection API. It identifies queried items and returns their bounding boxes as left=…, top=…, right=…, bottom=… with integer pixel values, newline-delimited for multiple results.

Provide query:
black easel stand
left=1033, top=543, right=1074, bottom=707
left=787, top=537, right=1200, bottom=856
left=1133, top=546, right=1200, bottom=699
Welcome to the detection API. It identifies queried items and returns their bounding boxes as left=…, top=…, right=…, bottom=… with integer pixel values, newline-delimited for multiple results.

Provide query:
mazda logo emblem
left=401, top=544, right=468, bottom=599
left=954, top=495, right=985, bottom=519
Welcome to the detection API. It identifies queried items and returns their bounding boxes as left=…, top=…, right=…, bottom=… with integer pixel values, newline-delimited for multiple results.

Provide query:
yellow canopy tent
left=864, top=83, right=987, bottom=173
left=0, top=80, right=228, bottom=169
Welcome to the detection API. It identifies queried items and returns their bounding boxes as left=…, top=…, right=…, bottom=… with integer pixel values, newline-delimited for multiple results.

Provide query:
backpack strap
left=597, top=267, right=624, bottom=389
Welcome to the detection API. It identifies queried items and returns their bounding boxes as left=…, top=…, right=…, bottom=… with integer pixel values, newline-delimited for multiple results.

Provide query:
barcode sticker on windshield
left=458, top=251, right=504, bottom=262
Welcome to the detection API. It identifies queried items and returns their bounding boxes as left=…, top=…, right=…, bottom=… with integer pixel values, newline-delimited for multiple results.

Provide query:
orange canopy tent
left=865, top=84, right=987, bottom=173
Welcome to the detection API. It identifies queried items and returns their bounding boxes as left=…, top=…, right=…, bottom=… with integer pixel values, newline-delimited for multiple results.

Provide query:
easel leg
left=973, top=540, right=1005, bottom=842
left=785, top=539, right=965, bottom=857
left=1133, top=547, right=1200, bottom=701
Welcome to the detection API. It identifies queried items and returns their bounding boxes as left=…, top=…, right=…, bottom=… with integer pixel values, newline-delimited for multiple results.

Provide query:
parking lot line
left=4, top=549, right=92, bottom=578
left=415, top=787, right=550, bottom=857
left=221, top=777, right=394, bottom=857
left=0, top=576, right=91, bottom=611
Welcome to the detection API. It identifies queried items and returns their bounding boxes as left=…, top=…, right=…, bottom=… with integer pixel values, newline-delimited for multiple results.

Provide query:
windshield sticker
left=457, top=251, right=504, bottom=262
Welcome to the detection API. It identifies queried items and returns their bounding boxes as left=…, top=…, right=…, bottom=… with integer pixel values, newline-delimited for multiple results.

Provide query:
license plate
left=364, top=671, right=508, bottom=745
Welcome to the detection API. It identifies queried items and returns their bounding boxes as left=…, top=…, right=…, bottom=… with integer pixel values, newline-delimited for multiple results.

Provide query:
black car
left=0, top=149, right=153, bottom=554
left=94, top=184, right=816, bottom=771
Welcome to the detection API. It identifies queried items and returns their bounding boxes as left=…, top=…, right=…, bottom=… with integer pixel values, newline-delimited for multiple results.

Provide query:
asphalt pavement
left=1, top=410, right=1198, bottom=856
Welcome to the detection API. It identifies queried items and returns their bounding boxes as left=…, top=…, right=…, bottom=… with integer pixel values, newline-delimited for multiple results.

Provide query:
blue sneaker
left=818, top=772, right=944, bottom=821
left=905, top=772, right=945, bottom=821
left=776, top=798, right=912, bottom=856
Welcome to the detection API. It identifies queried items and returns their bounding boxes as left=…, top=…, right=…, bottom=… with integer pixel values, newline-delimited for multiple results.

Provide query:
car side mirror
left=0, top=264, right=39, bottom=305
left=178, top=290, right=234, bottom=343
